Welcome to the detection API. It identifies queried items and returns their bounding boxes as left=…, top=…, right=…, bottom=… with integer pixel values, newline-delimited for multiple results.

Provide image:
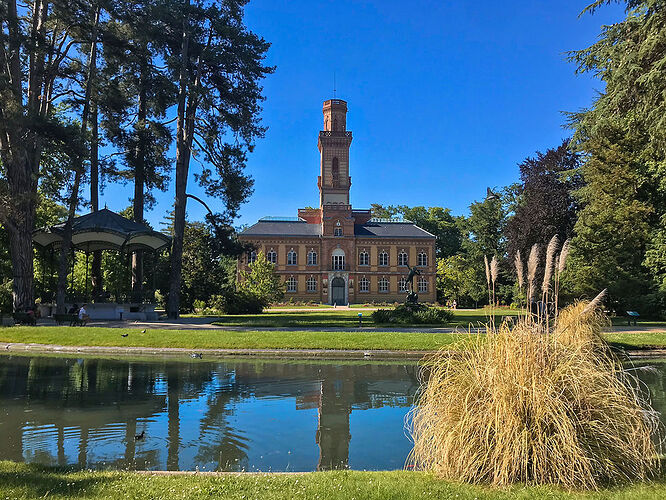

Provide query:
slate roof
left=240, top=220, right=321, bottom=237
left=240, top=219, right=435, bottom=239
left=354, top=221, right=435, bottom=239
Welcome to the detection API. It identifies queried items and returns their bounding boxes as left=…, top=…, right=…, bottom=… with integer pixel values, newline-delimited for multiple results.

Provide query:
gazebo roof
left=33, top=208, right=171, bottom=252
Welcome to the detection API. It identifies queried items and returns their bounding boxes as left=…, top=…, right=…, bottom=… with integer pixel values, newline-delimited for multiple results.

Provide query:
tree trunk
left=132, top=62, right=148, bottom=297
left=56, top=6, right=100, bottom=313
left=90, top=101, right=103, bottom=298
left=167, top=8, right=191, bottom=319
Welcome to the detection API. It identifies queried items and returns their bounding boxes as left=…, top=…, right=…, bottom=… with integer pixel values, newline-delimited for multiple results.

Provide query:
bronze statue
left=405, top=264, right=422, bottom=305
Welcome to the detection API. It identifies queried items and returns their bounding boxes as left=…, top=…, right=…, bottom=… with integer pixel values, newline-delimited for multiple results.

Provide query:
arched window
left=399, top=277, right=408, bottom=292
left=332, top=157, right=340, bottom=187
left=286, top=276, right=297, bottom=292
left=333, top=117, right=338, bottom=131
left=267, top=249, right=277, bottom=264
left=287, top=249, right=297, bottom=265
left=307, top=250, right=317, bottom=266
left=334, top=220, right=342, bottom=237
left=418, top=277, right=428, bottom=293
left=378, top=277, right=389, bottom=293
left=307, top=276, right=317, bottom=292
left=332, top=248, right=345, bottom=270
left=359, top=277, right=369, bottom=292
left=379, top=251, right=389, bottom=266
left=398, top=251, right=408, bottom=266
left=359, top=251, right=369, bottom=266
left=248, top=250, right=257, bottom=264
left=418, top=251, right=428, bottom=267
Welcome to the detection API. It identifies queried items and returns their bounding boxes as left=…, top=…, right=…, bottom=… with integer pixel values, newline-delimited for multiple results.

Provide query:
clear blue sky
left=99, top=0, right=625, bottom=228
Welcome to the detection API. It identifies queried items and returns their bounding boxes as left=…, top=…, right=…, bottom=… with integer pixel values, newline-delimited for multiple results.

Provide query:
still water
left=0, top=355, right=423, bottom=472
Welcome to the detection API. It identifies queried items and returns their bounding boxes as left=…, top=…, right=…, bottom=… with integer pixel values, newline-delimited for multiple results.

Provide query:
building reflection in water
left=0, top=355, right=422, bottom=471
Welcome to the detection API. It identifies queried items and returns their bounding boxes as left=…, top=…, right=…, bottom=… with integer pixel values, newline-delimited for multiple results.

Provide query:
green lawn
left=0, top=462, right=664, bottom=500
left=0, top=326, right=466, bottom=351
left=208, top=307, right=522, bottom=328
left=0, top=325, right=664, bottom=352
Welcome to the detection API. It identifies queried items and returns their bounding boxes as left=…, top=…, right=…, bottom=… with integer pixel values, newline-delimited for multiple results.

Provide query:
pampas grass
left=408, top=303, right=659, bottom=489
left=515, top=251, right=524, bottom=291
left=409, top=239, right=660, bottom=490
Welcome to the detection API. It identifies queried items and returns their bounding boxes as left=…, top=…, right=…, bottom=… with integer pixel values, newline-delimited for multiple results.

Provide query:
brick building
left=238, top=99, right=437, bottom=304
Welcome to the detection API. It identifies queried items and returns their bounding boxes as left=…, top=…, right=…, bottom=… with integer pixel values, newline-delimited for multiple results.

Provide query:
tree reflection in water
left=0, top=355, right=423, bottom=471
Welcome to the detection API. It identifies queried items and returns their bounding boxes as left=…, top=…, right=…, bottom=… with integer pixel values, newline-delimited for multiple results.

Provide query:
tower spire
left=333, top=71, right=336, bottom=98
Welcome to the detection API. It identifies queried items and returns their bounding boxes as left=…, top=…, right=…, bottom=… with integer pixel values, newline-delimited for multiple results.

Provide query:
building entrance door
left=331, top=277, right=345, bottom=305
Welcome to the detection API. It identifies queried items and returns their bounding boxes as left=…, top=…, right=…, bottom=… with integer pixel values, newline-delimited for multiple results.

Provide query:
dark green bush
left=372, top=303, right=454, bottom=325
left=209, top=290, right=266, bottom=315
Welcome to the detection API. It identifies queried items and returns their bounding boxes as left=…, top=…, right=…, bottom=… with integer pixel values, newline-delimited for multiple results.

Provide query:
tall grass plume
left=408, top=304, right=659, bottom=488
left=409, top=243, right=660, bottom=489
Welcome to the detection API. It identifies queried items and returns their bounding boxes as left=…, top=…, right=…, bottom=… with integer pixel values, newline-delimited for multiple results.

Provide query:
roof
left=354, top=221, right=435, bottom=239
left=240, top=218, right=435, bottom=240
left=240, top=220, right=321, bottom=237
left=33, top=208, right=171, bottom=252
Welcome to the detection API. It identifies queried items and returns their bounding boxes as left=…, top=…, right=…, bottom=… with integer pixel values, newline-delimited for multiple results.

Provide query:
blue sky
left=99, top=0, right=625, bottom=228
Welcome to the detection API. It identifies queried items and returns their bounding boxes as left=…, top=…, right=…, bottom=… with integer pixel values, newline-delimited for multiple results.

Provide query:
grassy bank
left=0, top=462, right=664, bottom=500
left=0, top=326, right=664, bottom=352
left=0, top=326, right=466, bottom=351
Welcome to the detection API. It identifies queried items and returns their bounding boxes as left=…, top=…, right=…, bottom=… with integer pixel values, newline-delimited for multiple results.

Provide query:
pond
left=0, top=354, right=422, bottom=472
left=1, top=354, right=665, bottom=472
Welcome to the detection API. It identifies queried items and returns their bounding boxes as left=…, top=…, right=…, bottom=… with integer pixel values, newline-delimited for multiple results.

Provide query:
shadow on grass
left=0, top=463, right=122, bottom=498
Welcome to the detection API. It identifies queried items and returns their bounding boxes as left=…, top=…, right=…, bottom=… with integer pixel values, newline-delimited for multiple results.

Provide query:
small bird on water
left=134, top=430, right=145, bottom=441
left=191, top=353, right=203, bottom=359
left=121, top=333, right=128, bottom=338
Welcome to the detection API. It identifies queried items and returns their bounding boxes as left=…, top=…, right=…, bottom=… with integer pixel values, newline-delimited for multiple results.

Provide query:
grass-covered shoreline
left=0, top=461, right=665, bottom=499
left=0, top=326, right=664, bottom=352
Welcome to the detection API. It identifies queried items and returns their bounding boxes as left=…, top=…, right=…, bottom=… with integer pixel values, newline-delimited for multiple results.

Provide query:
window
left=379, top=277, right=389, bottom=293
left=418, top=251, right=428, bottom=267
left=359, top=277, right=369, bottom=292
left=398, top=251, right=408, bottom=266
left=287, top=249, right=297, bottom=265
left=379, top=251, right=389, bottom=266
left=332, top=254, right=345, bottom=270
left=307, top=277, right=317, bottom=292
left=332, top=157, right=340, bottom=187
left=359, top=251, right=369, bottom=266
left=248, top=251, right=257, bottom=264
left=418, top=277, right=428, bottom=293
left=286, top=276, right=297, bottom=292
left=399, top=277, right=408, bottom=292
left=267, top=249, right=277, bottom=264
left=334, top=227, right=343, bottom=237
left=307, top=250, right=317, bottom=265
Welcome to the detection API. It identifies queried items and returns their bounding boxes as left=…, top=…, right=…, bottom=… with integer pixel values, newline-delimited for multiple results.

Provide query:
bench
left=12, top=312, right=36, bottom=326
left=626, top=311, right=640, bottom=326
left=54, top=313, right=87, bottom=326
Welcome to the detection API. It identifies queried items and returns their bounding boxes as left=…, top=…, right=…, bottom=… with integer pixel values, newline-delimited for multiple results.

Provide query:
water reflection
left=0, top=355, right=419, bottom=471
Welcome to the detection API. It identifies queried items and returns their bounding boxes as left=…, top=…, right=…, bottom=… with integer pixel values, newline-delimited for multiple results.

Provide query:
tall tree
left=505, top=139, right=582, bottom=262
left=0, top=0, right=94, bottom=311
left=101, top=0, right=175, bottom=297
left=568, top=0, right=666, bottom=313
left=165, top=0, right=273, bottom=318
left=55, top=3, right=101, bottom=313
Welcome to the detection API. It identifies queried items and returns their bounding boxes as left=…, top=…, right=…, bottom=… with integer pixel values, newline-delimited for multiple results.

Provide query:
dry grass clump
left=408, top=303, right=659, bottom=489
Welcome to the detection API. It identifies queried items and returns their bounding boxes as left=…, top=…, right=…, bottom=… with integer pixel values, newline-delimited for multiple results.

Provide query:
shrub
left=193, top=299, right=206, bottom=314
left=372, top=303, right=453, bottom=325
left=407, top=302, right=659, bottom=488
left=210, top=290, right=266, bottom=315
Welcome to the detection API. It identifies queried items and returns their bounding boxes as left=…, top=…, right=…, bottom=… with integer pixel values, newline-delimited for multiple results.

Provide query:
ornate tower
left=318, top=99, right=352, bottom=207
